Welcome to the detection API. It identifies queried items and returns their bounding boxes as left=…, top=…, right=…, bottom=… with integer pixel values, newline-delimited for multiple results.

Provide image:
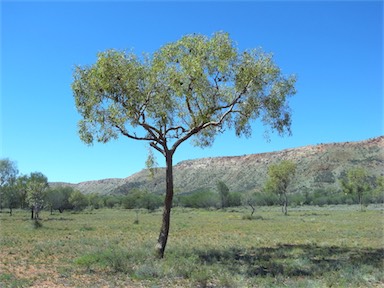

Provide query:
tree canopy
left=265, top=160, right=296, bottom=215
left=73, top=32, right=296, bottom=156
left=340, top=167, right=371, bottom=210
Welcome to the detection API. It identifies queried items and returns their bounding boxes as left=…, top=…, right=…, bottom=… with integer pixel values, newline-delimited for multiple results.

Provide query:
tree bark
left=156, top=151, right=174, bottom=258
left=249, top=204, right=255, bottom=217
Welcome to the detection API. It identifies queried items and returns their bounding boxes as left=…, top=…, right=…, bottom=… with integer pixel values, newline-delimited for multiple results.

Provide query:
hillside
left=52, top=136, right=383, bottom=195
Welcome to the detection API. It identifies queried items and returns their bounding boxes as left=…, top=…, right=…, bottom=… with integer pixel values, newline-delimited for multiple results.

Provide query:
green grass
left=0, top=205, right=383, bottom=287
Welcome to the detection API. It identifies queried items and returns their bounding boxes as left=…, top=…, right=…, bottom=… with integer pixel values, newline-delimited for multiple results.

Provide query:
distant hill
left=51, top=136, right=383, bottom=195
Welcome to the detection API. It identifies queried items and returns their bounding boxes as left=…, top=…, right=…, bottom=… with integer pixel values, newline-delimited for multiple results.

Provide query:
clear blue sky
left=1, top=1, right=383, bottom=183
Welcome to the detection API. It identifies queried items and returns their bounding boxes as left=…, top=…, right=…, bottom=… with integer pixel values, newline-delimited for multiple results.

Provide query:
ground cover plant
left=0, top=205, right=383, bottom=287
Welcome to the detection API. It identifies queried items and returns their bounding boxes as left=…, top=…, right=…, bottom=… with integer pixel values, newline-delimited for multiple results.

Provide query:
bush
left=180, top=190, right=219, bottom=209
left=105, top=196, right=121, bottom=209
left=33, top=219, right=43, bottom=229
left=122, top=189, right=163, bottom=211
left=242, top=214, right=263, bottom=220
left=228, top=192, right=242, bottom=207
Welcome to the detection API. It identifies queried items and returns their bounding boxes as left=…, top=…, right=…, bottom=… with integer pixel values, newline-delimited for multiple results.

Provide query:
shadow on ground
left=195, top=243, right=384, bottom=278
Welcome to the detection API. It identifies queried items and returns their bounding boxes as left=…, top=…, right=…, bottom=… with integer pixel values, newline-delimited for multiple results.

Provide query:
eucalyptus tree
left=341, top=167, right=371, bottom=211
left=265, top=160, right=296, bottom=215
left=26, top=172, right=48, bottom=220
left=241, top=192, right=258, bottom=217
left=72, top=32, right=296, bottom=258
left=0, top=159, right=19, bottom=213
left=217, top=181, right=230, bottom=208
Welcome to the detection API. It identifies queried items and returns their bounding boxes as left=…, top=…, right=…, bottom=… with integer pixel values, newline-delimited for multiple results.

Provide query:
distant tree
left=241, top=192, right=258, bottom=217
left=26, top=172, right=49, bottom=220
left=87, top=193, right=103, bottom=209
left=217, top=181, right=230, bottom=209
left=228, top=191, right=242, bottom=207
left=69, top=190, right=88, bottom=211
left=373, top=176, right=384, bottom=203
left=265, top=160, right=296, bottom=215
left=180, top=190, right=219, bottom=209
left=15, top=175, right=29, bottom=209
left=0, top=159, right=19, bottom=212
left=72, top=32, right=296, bottom=257
left=139, top=192, right=163, bottom=212
left=0, top=159, right=18, bottom=187
left=46, top=186, right=73, bottom=214
left=122, top=188, right=143, bottom=209
left=3, top=187, right=20, bottom=216
left=340, top=167, right=371, bottom=211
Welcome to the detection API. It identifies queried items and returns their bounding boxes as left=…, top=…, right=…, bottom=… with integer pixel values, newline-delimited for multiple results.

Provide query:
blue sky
left=1, top=1, right=383, bottom=183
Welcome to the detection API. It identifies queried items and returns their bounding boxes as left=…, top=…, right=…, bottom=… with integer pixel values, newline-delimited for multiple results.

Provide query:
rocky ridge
left=52, top=136, right=384, bottom=195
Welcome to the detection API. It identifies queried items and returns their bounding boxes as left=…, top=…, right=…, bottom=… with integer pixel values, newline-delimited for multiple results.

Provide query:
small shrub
left=33, top=219, right=43, bottom=229
left=134, top=263, right=161, bottom=280
left=242, top=214, right=263, bottom=220
left=80, top=224, right=95, bottom=231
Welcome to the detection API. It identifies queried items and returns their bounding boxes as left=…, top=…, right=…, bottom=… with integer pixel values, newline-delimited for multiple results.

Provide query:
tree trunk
left=31, top=207, right=34, bottom=220
left=249, top=204, right=255, bottom=217
left=283, top=194, right=288, bottom=216
left=156, top=151, right=174, bottom=258
left=358, top=193, right=363, bottom=211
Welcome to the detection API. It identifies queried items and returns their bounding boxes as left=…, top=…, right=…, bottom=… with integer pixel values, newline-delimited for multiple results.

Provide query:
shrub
left=180, top=190, right=219, bottom=209
left=242, top=214, right=264, bottom=220
left=33, top=219, right=43, bottom=229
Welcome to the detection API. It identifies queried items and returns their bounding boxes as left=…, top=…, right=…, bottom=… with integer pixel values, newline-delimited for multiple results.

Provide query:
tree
left=72, top=32, right=296, bottom=258
left=241, top=192, right=258, bottom=217
left=373, top=176, right=384, bottom=203
left=340, top=167, right=371, bottom=211
left=26, top=172, right=48, bottom=220
left=46, top=186, right=73, bottom=213
left=0, top=159, right=19, bottom=212
left=264, top=160, right=296, bottom=215
left=217, top=181, right=230, bottom=209
left=3, top=187, right=20, bottom=216
left=15, top=175, right=29, bottom=209
left=69, top=190, right=88, bottom=211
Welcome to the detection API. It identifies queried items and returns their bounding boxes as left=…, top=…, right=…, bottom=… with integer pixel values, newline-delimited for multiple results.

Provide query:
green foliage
left=87, top=193, right=105, bottom=209
left=105, top=195, right=122, bottom=209
left=0, top=159, right=19, bottom=212
left=46, top=186, right=74, bottom=212
left=265, top=160, right=296, bottom=215
left=72, top=32, right=295, bottom=150
left=69, top=190, right=88, bottom=211
left=26, top=172, right=48, bottom=219
left=180, top=190, right=219, bottom=208
left=217, top=181, right=230, bottom=208
left=340, top=167, right=371, bottom=210
left=265, top=160, right=296, bottom=195
left=227, top=191, right=242, bottom=207
left=0, top=158, right=18, bottom=187
left=145, top=147, right=158, bottom=178
left=122, top=189, right=162, bottom=211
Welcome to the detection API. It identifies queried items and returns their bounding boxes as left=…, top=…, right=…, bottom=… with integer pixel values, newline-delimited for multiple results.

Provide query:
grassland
left=0, top=205, right=383, bottom=287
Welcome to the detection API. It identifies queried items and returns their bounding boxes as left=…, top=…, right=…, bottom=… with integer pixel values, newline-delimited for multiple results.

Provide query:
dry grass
left=0, top=205, right=383, bottom=287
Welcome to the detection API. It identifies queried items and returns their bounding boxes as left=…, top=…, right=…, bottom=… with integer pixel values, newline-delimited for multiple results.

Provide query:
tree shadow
left=194, top=243, right=384, bottom=278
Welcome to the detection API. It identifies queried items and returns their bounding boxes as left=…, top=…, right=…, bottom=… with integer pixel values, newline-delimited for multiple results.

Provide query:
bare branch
left=150, top=141, right=165, bottom=156
left=114, top=124, right=155, bottom=142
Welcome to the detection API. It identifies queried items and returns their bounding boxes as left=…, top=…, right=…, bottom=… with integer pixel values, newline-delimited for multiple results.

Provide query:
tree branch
left=170, top=79, right=253, bottom=152
left=114, top=124, right=155, bottom=142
